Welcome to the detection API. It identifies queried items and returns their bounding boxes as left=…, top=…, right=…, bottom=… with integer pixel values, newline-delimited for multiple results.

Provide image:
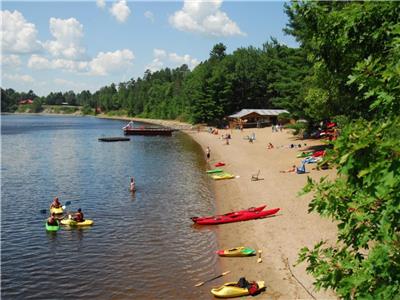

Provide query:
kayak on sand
left=45, top=220, right=60, bottom=231
left=214, top=162, right=225, bottom=167
left=210, top=172, right=235, bottom=180
left=211, top=279, right=265, bottom=298
left=206, top=168, right=224, bottom=174
left=60, top=219, right=94, bottom=226
left=192, top=205, right=266, bottom=223
left=192, top=207, right=279, bottom=225
left=217, top=247, right=256, bottom=257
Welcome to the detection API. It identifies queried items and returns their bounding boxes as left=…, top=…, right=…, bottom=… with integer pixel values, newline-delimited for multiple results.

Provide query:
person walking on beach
left=206, top=146, right=211, bottom=161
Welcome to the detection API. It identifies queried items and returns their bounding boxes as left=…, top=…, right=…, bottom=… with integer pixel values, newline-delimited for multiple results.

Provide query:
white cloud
left=146, top=48, right=199, bottom=72
left=28, top=55, right=52, bottom=69
left=43, top=17, right=86, bottom=60
left=1, top=54, right=22, bottom=67
left=28, top=49, right=134, bottom=76
left=110, top=0, right=131, bottom=23
left=144, top=11, right=154, bottom=23
left=154, top=48, right=167, bottom=59
left=169, top=52, right=199, bottom=68
left=96, top=0, right=106, bottom=9
left=169, top=0, right=245, bottom=37
left=0, top=10, right=42, bottom=53
left=28, top=54, right=88, bottom=72
left=89, top=49, right=134, bottom=75
left=145, top=58, right=164, bottom=73
left=4, top=73, right=34, bottom=83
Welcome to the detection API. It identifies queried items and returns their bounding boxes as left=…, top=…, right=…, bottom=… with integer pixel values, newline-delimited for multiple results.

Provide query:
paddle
left=194, top=270, right=231, bottom=287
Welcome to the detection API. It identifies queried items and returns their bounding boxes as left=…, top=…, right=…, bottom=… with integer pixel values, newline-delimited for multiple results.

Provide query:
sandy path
left=187, top=127, right=337, bottom=300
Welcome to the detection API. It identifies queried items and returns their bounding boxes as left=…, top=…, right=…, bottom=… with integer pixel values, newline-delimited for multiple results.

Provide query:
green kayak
left=45, top=220, right=60, bottom=232
left=206, top=168, right=224, bottom=174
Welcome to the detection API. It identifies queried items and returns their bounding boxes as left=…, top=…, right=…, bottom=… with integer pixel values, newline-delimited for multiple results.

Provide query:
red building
left=19, top=99, right=34, bottom=105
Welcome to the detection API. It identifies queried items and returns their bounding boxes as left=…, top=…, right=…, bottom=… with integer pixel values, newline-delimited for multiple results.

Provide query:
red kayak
left=192, top=205, right=266, bottom=224
left=214, top=162, right=226, bottom=167
left=192, top=207, right=279, bottom=225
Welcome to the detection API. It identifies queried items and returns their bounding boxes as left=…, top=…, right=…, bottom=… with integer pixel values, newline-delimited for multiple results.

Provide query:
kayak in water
left=50, top=206, right=63, bottom=215
left=60, top=219, right=94, bottom=226
left=45, top=220, right=60, bottom=232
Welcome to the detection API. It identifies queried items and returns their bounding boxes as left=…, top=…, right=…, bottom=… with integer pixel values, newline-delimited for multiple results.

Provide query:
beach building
left=227, top=108, right=289, bottom=128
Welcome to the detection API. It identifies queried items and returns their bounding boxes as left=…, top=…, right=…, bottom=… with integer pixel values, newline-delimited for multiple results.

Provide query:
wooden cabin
left=227, top=109, right=290, bottom=129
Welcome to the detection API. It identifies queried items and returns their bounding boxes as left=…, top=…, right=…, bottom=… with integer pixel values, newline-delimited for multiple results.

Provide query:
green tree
left=284, top=1, right=400, bottom=298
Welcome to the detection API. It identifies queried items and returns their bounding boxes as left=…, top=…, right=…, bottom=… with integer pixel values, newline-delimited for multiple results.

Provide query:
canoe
left=211, top=281, right=265, bottom=298
left=217, top=247, right=256, bottom=257
left=192, top=207, right=279, bottom=225
left=60, top=219, right=94, bottom=226
left=45, top=220, right=60, bottom=231
left=192, top=205, right=266, bottom=224
left=50, top=206, right=63, bottom=215
left=214, top=162, right=226, bottom=167
left=206, top=168, right=224, bottom=174
left=210, top=172, right=235, bottom=180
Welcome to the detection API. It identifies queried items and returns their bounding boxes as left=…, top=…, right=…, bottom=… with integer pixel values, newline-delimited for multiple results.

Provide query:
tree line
left=1, top=40, right=309, bottom=124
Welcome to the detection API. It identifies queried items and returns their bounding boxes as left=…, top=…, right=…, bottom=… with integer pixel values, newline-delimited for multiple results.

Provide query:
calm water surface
left=1, top=115, right=220, bottom=299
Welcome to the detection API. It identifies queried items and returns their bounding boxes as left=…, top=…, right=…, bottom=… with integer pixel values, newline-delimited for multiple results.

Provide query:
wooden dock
left=98, top=137, right=130, bottom=142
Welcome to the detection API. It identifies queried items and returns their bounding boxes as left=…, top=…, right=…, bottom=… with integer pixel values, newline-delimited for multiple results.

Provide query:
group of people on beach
left=47, top=197, right=84, bottom=226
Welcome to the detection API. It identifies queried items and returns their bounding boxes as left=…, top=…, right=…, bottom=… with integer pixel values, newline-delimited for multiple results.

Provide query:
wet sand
left=100, top=115, right=338, bottom=299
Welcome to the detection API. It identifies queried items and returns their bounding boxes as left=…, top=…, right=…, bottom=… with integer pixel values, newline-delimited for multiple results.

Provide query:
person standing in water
left=206, top=146, right=211, bottom=162
left=130, top=177, right=136, bottom=192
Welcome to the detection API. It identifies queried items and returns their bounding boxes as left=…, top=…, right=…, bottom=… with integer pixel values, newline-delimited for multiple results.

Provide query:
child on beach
left=280, top=165, right=296, bottom=173
left=206, top=146, right=211, bottom=161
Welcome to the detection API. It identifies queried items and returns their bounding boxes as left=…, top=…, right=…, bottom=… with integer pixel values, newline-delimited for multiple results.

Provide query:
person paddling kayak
left=73, top=208, right=84, bottom=222
left=47, top=212, right=60, bottom=226
left=50, top=197, right=62, bottom=209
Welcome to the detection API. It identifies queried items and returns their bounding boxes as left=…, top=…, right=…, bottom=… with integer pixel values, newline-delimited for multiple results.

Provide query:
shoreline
left=8, top=112, right=337, bottom=298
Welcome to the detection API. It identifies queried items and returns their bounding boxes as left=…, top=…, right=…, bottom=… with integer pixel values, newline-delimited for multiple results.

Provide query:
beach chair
left=251, top=170, right=264, bottom=181
left=296, top=163, right=306, bottom=174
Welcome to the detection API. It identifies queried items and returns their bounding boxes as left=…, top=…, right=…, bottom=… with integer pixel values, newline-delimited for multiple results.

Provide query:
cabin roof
left=228, top=109, right=289, bottom=119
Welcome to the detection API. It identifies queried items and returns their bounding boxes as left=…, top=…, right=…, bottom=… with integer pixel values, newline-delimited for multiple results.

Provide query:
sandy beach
left=187, top=126, right=338, bottom=300
left=101, top=115, right=338, bottom=299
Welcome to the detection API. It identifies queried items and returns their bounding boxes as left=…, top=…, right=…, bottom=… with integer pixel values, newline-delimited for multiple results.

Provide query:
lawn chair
left=251, top=170, right=264, bottom=181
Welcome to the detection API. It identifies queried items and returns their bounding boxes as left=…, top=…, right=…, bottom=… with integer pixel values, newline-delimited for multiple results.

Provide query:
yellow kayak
left=211, top=280, right=265, bottom=298
left=217, top=247, right=256, bottom=257
left=50, top=206, right=63, bottom=215
left=60, top=219, right=94, bottom=226
left=210, top=172, right=235, bottom=180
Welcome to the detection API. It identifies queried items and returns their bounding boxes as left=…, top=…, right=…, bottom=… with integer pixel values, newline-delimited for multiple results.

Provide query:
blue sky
left=1, top=1, right=297, bottom=96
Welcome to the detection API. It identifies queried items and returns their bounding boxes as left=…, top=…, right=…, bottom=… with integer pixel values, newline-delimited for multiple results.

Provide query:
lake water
left=1, top=115, right=220, bottom=299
